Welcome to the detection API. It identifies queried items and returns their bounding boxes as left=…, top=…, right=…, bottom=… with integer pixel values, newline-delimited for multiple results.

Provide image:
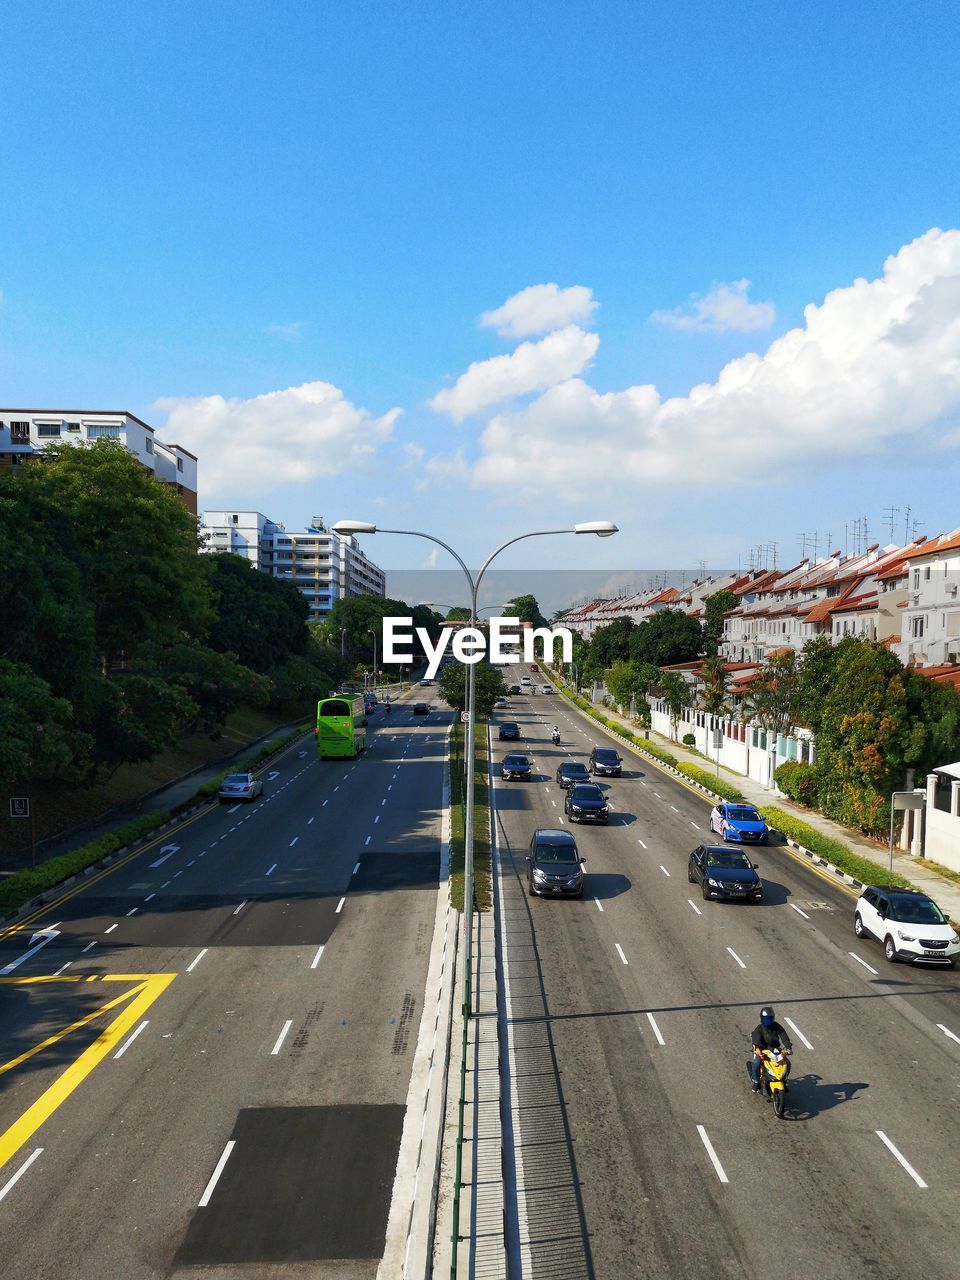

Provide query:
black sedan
left=564, top=783, right=609, bottom=823
left=501, top=753, right=532, bottom=780
left=555, top=760, right=590, bottom=789
left=688, top=845, right=763, bottom=902
left=412, top=702, right=430, bottom=715
left=499, top=722, right=521, bottom=740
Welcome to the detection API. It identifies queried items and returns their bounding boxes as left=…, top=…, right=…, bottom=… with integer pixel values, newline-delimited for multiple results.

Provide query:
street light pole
left=333, top=520, right=618, bottom=1019
left=367, top=628, right=378, bottom=695
left=340, top=627, right=347, bottom=657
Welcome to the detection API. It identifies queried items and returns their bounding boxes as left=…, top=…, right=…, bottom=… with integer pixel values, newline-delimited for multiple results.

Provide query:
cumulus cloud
left=154, top=380, right=400, bottom=497
left=480, top=283, right=599, bottom=338
left=651, top=278, right=775, bottom=333
left=470, top=228, right=960, bottom=498
left=429, top=325, right=599, bottom=421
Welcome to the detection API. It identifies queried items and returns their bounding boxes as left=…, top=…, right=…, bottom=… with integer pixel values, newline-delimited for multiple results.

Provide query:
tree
left=506, top=595, right=547, bottom=628
left=207, top=554, right=309, bottom=673
left=699, top=656, right=730, bottom=717
left=437, top=664, right=506, bottom=717
left=0, top=659, right=88, bottom=785
left=445, top=606, right=471, bottom=621
left=747, top=651, right=801, bottom=737
left=659, top=672, right=692, bottom=741
left=702, top=589, right=738, bottom=655
left=629, top=610, right=703, bottom=667
left=590, top=618, right=636, bottom=668
left=605, top=661, right=638, bottom=712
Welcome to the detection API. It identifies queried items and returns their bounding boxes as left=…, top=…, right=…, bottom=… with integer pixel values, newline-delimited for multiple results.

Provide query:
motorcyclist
left=551, top=725, right=561, bottom=744
left=751, top=1005, right=792, bottom=1092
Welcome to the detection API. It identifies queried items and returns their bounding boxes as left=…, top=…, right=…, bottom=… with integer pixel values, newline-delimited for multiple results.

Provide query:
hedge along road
left=0, top=699, right=447, bottom=1280
left=490, top=662, right=960, bottom=1280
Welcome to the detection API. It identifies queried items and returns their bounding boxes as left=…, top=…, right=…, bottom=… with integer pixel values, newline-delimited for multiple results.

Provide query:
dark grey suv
left=527, top=829, right=584, bottom=898
left=589, top=746, right=622, bottom=776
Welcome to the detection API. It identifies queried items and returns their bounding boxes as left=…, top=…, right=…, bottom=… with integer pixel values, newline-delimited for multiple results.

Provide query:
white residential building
left=0, top=408, right=198, bottom=512
left=201, top=511, right=385, bottom=621
left=892, top=529, right=960, bottom=666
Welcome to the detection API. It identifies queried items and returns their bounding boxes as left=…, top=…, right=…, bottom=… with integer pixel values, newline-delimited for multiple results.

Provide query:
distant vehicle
left=556, top=760, right=590, bottom=789
left=540, top=683, right=553, bottom=694
left=589, top=746, right=622, bottom=777
left=564, top=783, right=609, bottom=824
left=419, top=678, right=433, bottom=686
left=494, top=696, right=508, bottom=709
left=687, top=845, right=763, bottom=902
left=527, top=829, right=583, bottom=898
left=509, top=684, right=522, bottom=695
left=854, top=886, right=959, bottom=965
left=501, top=753, right=532, bottom=780
left=520, top=676, right=532, bottom=685
left=530, top=663, right=539, bottom=671
left=218, top=772, right=263, bottom=803
left=316, top=695, right=366, bottom=758
left=412, top=702, right=430, bottom=716
left=499, top=722, right=521, bottom=740
left=709, top=803, right=769, bottom=844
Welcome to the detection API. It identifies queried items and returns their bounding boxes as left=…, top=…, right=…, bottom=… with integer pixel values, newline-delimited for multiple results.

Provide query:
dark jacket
left=752, top=1021, right=793, bottom=1052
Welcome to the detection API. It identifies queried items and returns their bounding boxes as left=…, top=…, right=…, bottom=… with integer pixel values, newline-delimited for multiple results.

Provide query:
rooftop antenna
left=902, top=505, right=912, bottom=545
left=883, top=505, right=900, bottom=544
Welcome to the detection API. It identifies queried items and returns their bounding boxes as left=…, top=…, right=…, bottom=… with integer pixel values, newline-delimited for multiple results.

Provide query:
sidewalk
left=565, top=687, right=960, bottom=924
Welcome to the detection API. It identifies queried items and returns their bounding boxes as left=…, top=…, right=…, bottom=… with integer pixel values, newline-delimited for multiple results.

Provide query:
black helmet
left=760, top=1006, right=775, bottom=1026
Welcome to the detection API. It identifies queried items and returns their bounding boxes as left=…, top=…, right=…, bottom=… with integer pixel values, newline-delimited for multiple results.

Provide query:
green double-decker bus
left=316, top=694, right=366, bottom=758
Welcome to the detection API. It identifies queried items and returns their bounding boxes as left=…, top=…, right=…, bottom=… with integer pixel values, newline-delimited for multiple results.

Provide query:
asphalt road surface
left=492, top=666, right=960, bottom=1280
left=0, top=703, right=447, bottom=1279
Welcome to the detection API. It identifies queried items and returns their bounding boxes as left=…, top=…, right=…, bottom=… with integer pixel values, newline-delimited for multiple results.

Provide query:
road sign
left=712, top=730, right=723, bottom=749
left=461, top=711, right=470, bottom=723
left=10, top=797, right=30, bottom=819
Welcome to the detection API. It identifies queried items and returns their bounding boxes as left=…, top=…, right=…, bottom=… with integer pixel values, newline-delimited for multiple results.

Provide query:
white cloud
left=154, top=380, right=400, bottom=497
left=470, top=228, right=960, bottom=498
left=480, top=283, right=598, bottom=339
left=651, top=278, right=775, bottom=333
left=429, top=325, right=599, bottom=421
left=264, top=321, right=304, bottom=341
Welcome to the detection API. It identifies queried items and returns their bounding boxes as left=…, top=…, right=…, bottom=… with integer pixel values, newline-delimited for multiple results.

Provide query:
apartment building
left=0, top=408, right=198, bottom=513
left=201, top=511, right=385, bottom=621
left=890, top=529, right=960, bottom=666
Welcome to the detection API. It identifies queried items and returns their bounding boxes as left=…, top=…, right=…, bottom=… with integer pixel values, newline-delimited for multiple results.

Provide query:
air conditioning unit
left=946, top=584, right=958, bottom=597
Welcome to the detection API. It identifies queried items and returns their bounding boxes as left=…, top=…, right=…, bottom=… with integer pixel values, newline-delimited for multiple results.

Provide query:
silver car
left=218, top=772, right=264, bottom=803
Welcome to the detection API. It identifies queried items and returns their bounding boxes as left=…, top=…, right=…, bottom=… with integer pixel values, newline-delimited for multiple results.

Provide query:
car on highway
left=526, top=828, right=584, bottom=897
left=687, top=844, right=763, bottom=902
left=564, top=782, right=609, bottom=823
left=709, top=802, right=769, bottom=844
left=854, top=885, right=960, bottom=965
left=412, top=702, right=430, bottom=715
left=520, top=676, right=532, bottom=685
left=509, top=684, right=522, bottom=695
left=540, top=683, right=553, bottom=694
left=589, top=746, right=622, bottom=777
left=499, top=721, right=521, bottom=740
left=501, top=753, right=532, bottom=780
left=419, top=678, right=432, bottom=686
left=494, top=696, right=508, bottom=709
left=218, top=772, right=263, bottom=803
left=556, top=760, right=590, bottom=789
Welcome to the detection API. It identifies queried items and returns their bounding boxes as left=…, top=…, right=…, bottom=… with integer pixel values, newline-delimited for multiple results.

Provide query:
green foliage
left=327, top=595, right=439, bottom=669
left=0, top=658, right=89, bottom=784
left=445, top=606, right=471, bottom=621
left=437, top=663, right=506, bottom=716
left=681, top=732, right=696, bottom=747
left=0, top=809, right=172, bottom=914
left=590, top=618, right=636, bottom=668
left=605, top=660, right=641, bottom=710
left=774, top=760, right=819, bottom=806
left=759, top=806, right=912, bottom=889
left=636, top=740, right=679, bottom=768
left=699, top=655, right=730, bottom=715
left=207, top=553, right=309, bottom=673
left=741, top=650, right=801, bottom=737
left=677, top=763, right=745, bottom=801
left=505, top=594, right=547, bottom=628
left=658, top=671, right=693, bottom=739
left=629, top=609, right=703, bottom=666
left=702, top=589, right=739, bottom=654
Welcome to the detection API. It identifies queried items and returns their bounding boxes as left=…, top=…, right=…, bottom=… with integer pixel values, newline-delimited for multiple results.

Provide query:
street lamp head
left=574, top=520, right=619, bottom=537
left=333, top=519, right=377, bottom=535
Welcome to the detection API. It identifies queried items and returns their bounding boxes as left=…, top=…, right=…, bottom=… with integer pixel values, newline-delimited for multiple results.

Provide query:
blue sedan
left=709, top=802, right=769, bottom=844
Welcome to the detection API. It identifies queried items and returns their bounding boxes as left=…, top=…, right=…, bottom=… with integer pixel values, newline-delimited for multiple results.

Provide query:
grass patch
left=760, top=805, right=913, bottom=889
left=677, top=762, right=745, bottom=801
left=449, top=719, right=492, bottom=913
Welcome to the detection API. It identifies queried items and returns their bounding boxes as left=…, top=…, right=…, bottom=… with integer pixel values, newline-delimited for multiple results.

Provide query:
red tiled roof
left=893, top=529, right=960, bottom=561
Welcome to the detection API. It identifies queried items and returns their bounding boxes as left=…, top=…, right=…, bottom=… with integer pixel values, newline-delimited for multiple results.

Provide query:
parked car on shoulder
left=501, top=753, right=532, bottom=780
left=709, top=802, right=768, bottom=844
left=556, top=760, right=590, bottom=789
left=589, top=746, right=622, bottom=777
left=499, top=722, right=521, bottom=740
left=527, top=828, right=584, bottom=898
left=687, top=845, right=763, bottom=902
left=854, top=885, right=959, bottom=965
left=564, top=782, right=609, bottom=823
left=218, top=772, right=263, bottom=803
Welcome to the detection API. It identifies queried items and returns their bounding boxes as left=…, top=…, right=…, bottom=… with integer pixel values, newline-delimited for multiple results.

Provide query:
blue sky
left=3, top=1, right=959, bottom=574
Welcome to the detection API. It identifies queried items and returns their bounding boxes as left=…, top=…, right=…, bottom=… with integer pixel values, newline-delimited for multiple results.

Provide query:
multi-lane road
left=491, top=666, right=960, bottom=1279
left=0, top=706, right=446, bottom=1279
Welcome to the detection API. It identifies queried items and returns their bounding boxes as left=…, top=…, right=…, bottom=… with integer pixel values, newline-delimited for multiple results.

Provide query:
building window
left=232, top=514, right=239, bottom=524
left=177, top=456, right=183, bottom=471
left=911, top=616, right=925, bottom=639
left=10, top=421, right=30, bottom=441
left=913, top=568, right=920, bottom=589
left=66, top=422, right=80, bottom=433
left=87, top=425, right=121, bottom=439
left=924, top=565, right=931, bottom=580
left=37, top=424, right=61, bottom=438
left=145, top=438, right=154, bottom=454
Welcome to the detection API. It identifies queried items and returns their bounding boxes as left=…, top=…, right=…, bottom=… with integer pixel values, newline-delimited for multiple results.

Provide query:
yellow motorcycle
left=754, top=1047, right=791, bottom=1118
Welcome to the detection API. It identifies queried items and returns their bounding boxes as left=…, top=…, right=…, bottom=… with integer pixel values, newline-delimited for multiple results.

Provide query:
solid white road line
left=336, top=896, right=346, bottom=913
left=660, top=865, right=671, bottom=877
left=104, top=923, right=118, bottom=934
left=199, top=1140, right=236, bottom=1206
left=233, top=899, right=247, bottom=916
left=849, top=951, right=879, bottom=975
left=937, top=1023, right=960, bottom=1046
left=726, top=947, right=747, bottom=969
left=113, top=1020, right=149, bottom=1060
left=687, top=899, right=703, bottom=916
left=186, top=948, right=208, bottom=973
left=310, top=944, right=325, bottom=969
left=784, top=1016, right=814, bottom=1051
left=696, top=1125, right=729, bottom=1183
left=876, top=1131, right=927, bottom=1187
left=615, top=943, right=629, bottom=965
left=594, top=898, right=604, bottom=912
left=646, top=1012, right=666, bottom=1046
left=0, top=1149, right=43, bottom=1203
left=790, top=903, right=811, bottom=920
left=271, top=1020, right=293, bottom=1056
left=265, top=863, right=277, bottom=876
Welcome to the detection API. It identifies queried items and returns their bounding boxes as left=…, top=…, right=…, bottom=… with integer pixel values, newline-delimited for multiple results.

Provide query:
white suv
left=854, top=885, right=959, bottom=966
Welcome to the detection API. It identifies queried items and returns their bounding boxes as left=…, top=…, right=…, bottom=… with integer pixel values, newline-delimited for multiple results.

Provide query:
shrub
left=775, top=761, right=819, bottom=806
left=759, top=806, right=912, bottom=888
left=637, top=740, right=678, bottom=768
left=677, top=763, right=744, bottom=801
left=682, top=733, right=696, bottom=747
